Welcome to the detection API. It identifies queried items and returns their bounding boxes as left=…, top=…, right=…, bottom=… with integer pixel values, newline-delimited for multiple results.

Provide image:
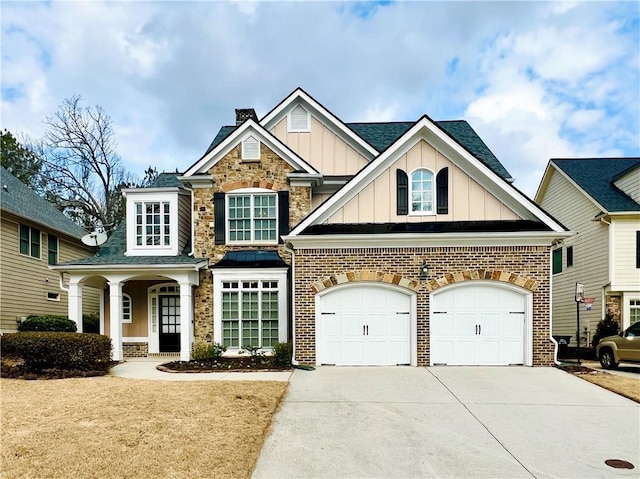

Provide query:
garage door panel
left=318, top=287, right=411, bottom=366
left=431, top=284, right=527, bottom=366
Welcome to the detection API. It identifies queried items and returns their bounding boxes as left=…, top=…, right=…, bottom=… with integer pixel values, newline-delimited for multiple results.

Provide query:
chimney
left=235, top=108, right=258, bottom=126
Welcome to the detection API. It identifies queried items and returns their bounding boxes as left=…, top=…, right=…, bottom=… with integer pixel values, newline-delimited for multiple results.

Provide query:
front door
left=159, top=295, right=180, bottom=352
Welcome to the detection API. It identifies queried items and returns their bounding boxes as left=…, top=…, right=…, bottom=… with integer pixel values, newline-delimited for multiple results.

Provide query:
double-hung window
left=228, top=193, right=277, bottom=243
left=135, top=201, right=170, bottom=246
left=48, top=234, right=58, bottom=265
left=19, top=224, right=40, bottom=258
left=221, top=280, right=280, bottom=348
left=410, top=169, right=434, bottom=214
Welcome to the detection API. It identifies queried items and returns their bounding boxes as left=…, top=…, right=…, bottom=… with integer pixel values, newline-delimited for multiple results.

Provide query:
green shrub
left=271, top=341, right=292, bottom=368
left=192, top=342, right=227, bottom=360
left=1, top=332, right=112, bottom=372
left=18, top=315, right=77, bottom=332
left=241, top=344, right=265, bottom=358
left=83, top=314, right=100, bottom=334
left=591, top=310, right=620, bottom=349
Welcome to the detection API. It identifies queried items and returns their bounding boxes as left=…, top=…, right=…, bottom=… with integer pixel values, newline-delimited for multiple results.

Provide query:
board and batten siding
left=327, top=139, right=520, bottom=224
left=611, top=217, right=640, bottom=291
left=1, top=215, right=99, bottom=333
left=270, top=116, right=369, bottom=176
left=538, top=168, right=609, bottom=346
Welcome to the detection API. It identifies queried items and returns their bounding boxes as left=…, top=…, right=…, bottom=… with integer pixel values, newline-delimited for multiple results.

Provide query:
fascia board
left=49, top=261, right=209, bottom=272
left=605, top=211, right=640, bottom=217
left=283, top=231, right=573, bottom=249
left=123, top=187, right=181, bottom=195
left=547, top=162, right=610, bottom=214
left=533, top=162, right=554, bottom=202
left=183, top=120, right=319, bottom=177
left=210, top=267, right=289, bottom=276
left=260, top=89, right=378, bottom=159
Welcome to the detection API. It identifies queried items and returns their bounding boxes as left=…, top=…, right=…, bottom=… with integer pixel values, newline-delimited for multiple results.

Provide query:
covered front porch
left=56, top=265, right=205, bottom=362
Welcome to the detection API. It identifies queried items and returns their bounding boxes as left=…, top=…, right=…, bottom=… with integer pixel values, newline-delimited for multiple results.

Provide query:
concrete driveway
left=252, top=367, right=639, bottom=478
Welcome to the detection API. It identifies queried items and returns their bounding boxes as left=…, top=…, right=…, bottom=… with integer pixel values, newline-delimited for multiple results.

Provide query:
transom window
left=135, top=202, right=170, bottom=246
left=410, top=169, right=434, bottom=214
left=19, top=224, right=40, bottom=258
left=227, top=194, right=277, bottom=243
left=48, top=234, right=58, bottom=265
left=221, top=280, right=280, bottom=348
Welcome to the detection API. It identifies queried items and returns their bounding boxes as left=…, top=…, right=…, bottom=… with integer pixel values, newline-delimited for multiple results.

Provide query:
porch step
left=123, top=353, right=180, bottom=362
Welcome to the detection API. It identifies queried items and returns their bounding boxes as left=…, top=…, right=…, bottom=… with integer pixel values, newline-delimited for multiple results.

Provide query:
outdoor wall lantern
left=420, top=260, right=429, bottom=279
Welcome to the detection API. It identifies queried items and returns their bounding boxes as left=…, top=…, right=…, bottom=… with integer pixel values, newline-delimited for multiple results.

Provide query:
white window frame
left=287, top=104, right=311, bottom=132
left=19, top=224, right=41, bottom=259
left=226, top=188, right=278, bottom=245
left=122, top=293, right=132, bottom=323
left=135, top=201, right=171, bottom=247
left=125, top=191, right=180, bottom=256
left=47, top=292, right=61, bottom=301
left=212, top=269, right=288, bottom=351
left=242, top=135, right=260, bottom=160
left=409, top=168, right=435, bottom=215
left=147, top=283, right=180, bottom=354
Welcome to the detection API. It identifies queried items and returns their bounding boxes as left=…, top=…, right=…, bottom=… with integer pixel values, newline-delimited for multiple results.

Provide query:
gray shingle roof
left=202, top=120, right=512, bottom=180
left=552, top=158, right=640, bottom=212
left=0, top=166, right=88, bottom=239
left=56, top=224, right=202, bottom=266
left=149, top=172, right=183, bottom=188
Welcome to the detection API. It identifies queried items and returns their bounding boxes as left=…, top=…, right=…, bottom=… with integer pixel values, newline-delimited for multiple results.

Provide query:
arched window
left=410, top=169, right=434, bottom=214
left=122, top=293, right=132, bottom=323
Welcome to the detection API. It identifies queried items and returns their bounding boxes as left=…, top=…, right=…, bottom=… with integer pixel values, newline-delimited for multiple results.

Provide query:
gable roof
left=548, top=158, right=640, bottom=212
left=0, top=166, right=88, bottom=240
left=184, top=118, right=320, bottom=178
left=288, top=115, right=568, bottom=236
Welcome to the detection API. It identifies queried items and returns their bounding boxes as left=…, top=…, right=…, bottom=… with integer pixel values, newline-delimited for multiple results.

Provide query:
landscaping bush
left=83, top=314, right=100, bottom=334
left=1, top=332, right=112, bottom=372
left=192, top=342, right=227, bottom=360
left=17, top=315, right=77, bottom=333
left=591, top=310, right=620, bottom=349
left=271, top=341, right=292, bottom=368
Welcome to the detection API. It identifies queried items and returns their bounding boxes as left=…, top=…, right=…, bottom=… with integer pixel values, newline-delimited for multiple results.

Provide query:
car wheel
left=600, top=349, right=618, bottom=369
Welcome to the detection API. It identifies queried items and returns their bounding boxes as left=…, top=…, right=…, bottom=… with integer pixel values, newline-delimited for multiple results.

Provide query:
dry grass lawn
left=1, top=377, right=287, bottom=479
left=574, top=372, right=640, bottom=403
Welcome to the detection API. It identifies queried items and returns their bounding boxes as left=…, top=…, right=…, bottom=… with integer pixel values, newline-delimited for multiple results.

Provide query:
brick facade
left=294, top=245, right=553, bottom=367
left=123, top=342, right=149, bottom=358
left=191, top=142, right=310, bottom=345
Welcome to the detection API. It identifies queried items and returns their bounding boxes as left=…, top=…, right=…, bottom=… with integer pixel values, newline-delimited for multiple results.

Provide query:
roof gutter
left=49, top=260, right=210, bottom=272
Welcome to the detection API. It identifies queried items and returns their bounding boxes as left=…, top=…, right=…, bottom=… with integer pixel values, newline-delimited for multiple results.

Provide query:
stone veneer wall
left=294, top=245, right=553, bottom=367
left=191, top=142, right=311, bottom=344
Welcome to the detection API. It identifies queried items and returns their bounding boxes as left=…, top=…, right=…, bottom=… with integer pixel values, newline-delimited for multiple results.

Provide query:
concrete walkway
left=253, top=367, right=640, bottom=478
left=109, top=359, right=293, bottom=381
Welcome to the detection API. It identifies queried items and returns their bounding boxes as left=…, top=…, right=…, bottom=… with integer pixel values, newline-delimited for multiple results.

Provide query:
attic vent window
left=288, top=105, right=310, bottom=132
left=242, top=136, right=260, bottom=161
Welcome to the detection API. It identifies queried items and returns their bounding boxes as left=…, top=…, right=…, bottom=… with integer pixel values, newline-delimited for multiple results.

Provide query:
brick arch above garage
left=425, top=269, right=539, bottom=292
left=311, top=270, right=421, bottom=293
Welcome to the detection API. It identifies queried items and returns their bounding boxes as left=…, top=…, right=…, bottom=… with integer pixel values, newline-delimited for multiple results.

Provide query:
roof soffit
left=290, top=116, right=567, bottom=235
left=182, top=119, right=319, bottom=177
left=260, top=88, right=379, bottom=159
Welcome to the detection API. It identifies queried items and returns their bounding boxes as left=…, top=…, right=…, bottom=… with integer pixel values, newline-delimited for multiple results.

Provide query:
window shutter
left=436, top=167, right=449, bottom=214
left=396, top=169, right=408, bottom=215
left=290, top=105, right=309, bottom=131
left=278, top=190, right=289, bottom=244
left=242, top=136, right=260, bottom=160
left=214, top=192, right=225, bottom=245
left=636, top=231, right=640, bottom=269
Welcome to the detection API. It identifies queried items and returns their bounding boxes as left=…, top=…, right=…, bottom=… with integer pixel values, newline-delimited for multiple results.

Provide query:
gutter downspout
left=58, top=272, right=69, bottom=292
left=283, top=241, right=298, bottom=366
left=549, top=243, right=561, bottom=366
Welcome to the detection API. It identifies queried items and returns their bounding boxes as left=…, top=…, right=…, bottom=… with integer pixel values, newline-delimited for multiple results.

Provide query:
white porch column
left=108, top=281, right=123, bottom=361
left=68, top=279, right=84, bottom=333
left=179, top=281, right=193, bottom=362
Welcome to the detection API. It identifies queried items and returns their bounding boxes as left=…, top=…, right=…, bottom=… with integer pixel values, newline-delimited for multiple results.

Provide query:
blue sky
left=1, top=0, right=638, bottom=197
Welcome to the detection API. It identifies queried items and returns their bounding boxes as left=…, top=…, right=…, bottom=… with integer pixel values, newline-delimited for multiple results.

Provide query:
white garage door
left=318, top=286, right=411, bottom=366
left=431, top=284, right=526, bottom=366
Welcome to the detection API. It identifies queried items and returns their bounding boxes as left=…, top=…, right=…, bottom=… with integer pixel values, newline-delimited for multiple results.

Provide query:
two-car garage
left=316, top=282, right=531, bottom=367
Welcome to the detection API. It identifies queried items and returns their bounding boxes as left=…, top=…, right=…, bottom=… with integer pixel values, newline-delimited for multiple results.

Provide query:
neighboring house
left=536, top=158, right=640, bottom=347
left=51, top=88, right=569, bottom=366
left=0, top=166, right=100, bottom=332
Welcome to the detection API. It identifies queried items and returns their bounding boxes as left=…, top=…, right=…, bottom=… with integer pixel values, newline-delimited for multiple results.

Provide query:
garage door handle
left=478, top=324, right=481, bottom=335
left=510, top=311, right=525, bottom=314
left=366, top=325, right=369, bottom=335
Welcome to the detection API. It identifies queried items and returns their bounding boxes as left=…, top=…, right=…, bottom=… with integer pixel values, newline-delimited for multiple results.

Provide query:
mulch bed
left=159, top=356, right=292, bottom=373
left=1, top=358, right=117, bottom=380
left=556, top=364, right=605, bottom=375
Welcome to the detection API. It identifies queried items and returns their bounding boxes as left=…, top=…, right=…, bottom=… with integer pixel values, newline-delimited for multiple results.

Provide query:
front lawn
left=1, top=377, right=287, bottom=479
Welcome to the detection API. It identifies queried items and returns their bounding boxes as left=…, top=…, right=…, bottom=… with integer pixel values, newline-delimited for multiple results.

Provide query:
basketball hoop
left=583, top=297, right=596, bottom=311
left=575, top=283, right=584, bottom=302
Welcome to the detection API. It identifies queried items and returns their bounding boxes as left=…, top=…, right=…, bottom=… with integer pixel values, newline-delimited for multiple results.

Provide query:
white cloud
left=1, top=1, right=638, bottom=196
